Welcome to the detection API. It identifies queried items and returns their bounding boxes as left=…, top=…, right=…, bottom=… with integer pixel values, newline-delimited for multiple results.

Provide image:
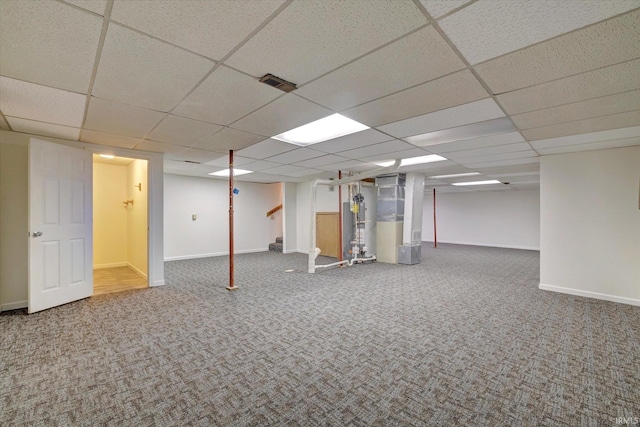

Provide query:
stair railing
left=266, top=204, right=283, bottom=217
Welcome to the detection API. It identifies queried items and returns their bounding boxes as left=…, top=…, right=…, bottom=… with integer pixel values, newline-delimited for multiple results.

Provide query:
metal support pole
left=227, top=150, right=237, bottom=290
left=338, top=170, right=343, bottom=262
left=433, top=188, right=437, bottom=249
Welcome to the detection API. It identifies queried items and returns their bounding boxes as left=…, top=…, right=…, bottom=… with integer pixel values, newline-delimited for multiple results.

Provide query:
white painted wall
left=421, top=189, right=540, bottom=250
left=0, top=133, right=29, bottom=311
left=540, top=146, right=640, bottom=306
left=93, top=163, right=128, bottom=268
left=295, top=182, right=341, bottom=253
left=283, top=182, right=297, bottom=253
left=127, top=159, right=148, bottom=276
left=163, top=174, right=281, bottom=260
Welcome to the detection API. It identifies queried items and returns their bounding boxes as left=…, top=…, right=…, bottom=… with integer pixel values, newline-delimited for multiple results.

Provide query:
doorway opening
left=92, top=154, right=148, bottom=295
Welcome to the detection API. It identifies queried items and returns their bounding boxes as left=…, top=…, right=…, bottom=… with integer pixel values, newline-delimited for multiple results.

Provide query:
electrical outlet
left=192, top=214, right=197, bottom=221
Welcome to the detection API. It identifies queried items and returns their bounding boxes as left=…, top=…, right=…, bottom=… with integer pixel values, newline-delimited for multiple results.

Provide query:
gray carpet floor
left=1, top=243, right=639, bottom=426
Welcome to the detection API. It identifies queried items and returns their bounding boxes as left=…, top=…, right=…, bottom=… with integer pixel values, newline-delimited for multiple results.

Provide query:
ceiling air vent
left=259, top=73, right=297, bottom=93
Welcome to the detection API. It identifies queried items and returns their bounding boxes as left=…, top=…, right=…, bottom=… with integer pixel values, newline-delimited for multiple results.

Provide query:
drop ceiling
left=1, top=0, right=639, bottom=192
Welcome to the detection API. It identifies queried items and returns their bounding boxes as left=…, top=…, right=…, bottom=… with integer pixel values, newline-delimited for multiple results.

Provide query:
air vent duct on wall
left=259, top=73, right=297, bottom=92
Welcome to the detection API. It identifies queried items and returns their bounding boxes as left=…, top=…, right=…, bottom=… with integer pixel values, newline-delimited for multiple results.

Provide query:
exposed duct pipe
left=308, top=160, right=402, bottom=273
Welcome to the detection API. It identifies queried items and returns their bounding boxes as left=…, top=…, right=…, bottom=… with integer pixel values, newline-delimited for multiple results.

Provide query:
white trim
left=164, top=248, right=268, bottom=261
left=93, top=262, right=128, bottom=269
left=422, top=240, right=540, bottom=251
left=1, top=300, right=28, bottom=312
left=128, top=263, right=148, bottom=279
left=539, top=283, right=640, bottom=307
left=151, top=280, right=165, bottom=287
left=283, top=249, right=297, bottom=254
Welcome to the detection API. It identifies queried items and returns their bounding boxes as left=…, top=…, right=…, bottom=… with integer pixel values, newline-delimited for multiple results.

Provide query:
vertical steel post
left=433, top=188, right=437, bottom=249
left=227, top=150, right=237, bottom=290
left=338, top=171, right=343, bottom=262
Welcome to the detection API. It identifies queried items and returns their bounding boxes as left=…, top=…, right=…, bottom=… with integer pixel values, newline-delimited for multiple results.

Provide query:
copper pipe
left=338, top=170, right=343, bottom=262
left=433, top=188, right=437, bottom=249
left=227, top=150, right=236, bottom=290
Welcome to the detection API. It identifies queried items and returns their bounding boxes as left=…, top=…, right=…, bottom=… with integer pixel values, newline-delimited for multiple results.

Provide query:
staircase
left=269, top=237, right=283, bottom=253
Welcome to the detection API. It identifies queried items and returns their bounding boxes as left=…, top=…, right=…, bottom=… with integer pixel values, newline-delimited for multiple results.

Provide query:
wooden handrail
left=266, top=204, right=283, bottom=217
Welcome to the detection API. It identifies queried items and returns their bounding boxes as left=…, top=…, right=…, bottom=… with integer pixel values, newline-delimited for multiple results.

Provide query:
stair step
left=275, top=236, right=283, bottom=244
left=269, top=242, right=283, bottom=253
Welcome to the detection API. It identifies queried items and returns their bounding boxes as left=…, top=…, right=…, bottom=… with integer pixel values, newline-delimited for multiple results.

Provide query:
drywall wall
left=127, top=159, right=148, bottom=276
left=296, top=182, right=341, bottom=254
left=421, top=189, right=540, bottom=250
left=0, top=133, right=29, bottom=311
left=0, top=129, right=164, bottom=311
left=540, top=146, right=640, bottom=306
left=93, top=163, right=128, bottom=268
left=266, top=183, right=283, bottom=246
left=283, top=182, right=297, bottom=253
left=163, top=174, right=281, bottom=260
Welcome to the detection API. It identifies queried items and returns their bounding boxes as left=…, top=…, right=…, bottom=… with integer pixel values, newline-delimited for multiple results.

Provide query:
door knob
left=32, top=231, right=43, bottom=237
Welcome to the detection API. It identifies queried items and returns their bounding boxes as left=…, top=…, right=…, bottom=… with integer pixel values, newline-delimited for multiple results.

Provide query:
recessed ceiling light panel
left=429, top=172, right=481, bottom=179
left=374, top=154, right=447, bottom=167
left=208, top=169, right=253, bottom=177
left=272, top=114, right=369, bottom=146
left=451, top=180, right=501, bottom=186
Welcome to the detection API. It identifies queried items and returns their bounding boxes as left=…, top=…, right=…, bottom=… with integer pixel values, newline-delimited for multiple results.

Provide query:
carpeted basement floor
left=1, top=243, right=639, bottom=426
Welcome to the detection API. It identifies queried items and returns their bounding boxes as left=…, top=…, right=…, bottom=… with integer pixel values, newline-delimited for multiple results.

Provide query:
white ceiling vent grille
left=259, top=73, right=297, bottom=93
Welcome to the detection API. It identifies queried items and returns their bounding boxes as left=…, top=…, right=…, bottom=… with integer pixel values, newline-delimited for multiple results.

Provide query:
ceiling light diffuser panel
left=405, top=117, right=516, bottom=147
left=272, top=114, right=369, bottom=146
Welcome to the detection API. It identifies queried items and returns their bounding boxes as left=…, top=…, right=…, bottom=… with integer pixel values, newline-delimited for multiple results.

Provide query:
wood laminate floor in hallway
left=93, top=266, right=147, bottom=296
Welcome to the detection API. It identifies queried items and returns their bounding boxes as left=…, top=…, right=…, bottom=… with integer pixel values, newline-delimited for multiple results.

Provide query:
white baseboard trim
left=283, top=249, right=297, bottom=254
left=422, top=240, right=540, bottom=251
left=164, top=248, right=268, bottom=261
left=151, top=280, right=165, bottom=287
left=1, top=300, right=27, bottom=312
left=94, top=262, right=128, bottom=269
left=539, top=283, right=640, bottom=307
left=128, top=263, right=148, bottom=279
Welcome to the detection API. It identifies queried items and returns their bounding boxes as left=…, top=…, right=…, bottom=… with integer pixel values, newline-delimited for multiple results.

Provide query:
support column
left=227, top=150, right=237, bottom=290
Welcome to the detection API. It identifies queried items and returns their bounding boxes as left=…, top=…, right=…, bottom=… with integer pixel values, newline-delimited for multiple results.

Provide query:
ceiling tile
left=475, top=9, right=640, bottom=93
left=342, top=70, right=489, bottom=127
left=426, top=132, right=525, bottom=154
left=452, top=149, right=538, bottom=165
left=496, top=59, right=640, bottom=115
left=231, top=95, right=332, bottom=137
left=521, top=110, right=640, bottom=141
left=311, top=129, right=392, bottom=153
left=242, top=160, right=283, bottom=171
left=404, top=117, right=516, bottom=147
left=167, top=148, right=222, bottom=164
left=133, top=140, right=185, bottom=154
left=530, top=125, right=640, bottom=150
left=379, top=98, right=504, bottom=138
left=361, top=148, right=431, bottom=163
left=296, top=26, right=465, bottom=111
left=476, top=163, right=540, bottom=175
left=225, top=0, right=426, bottom=84
left=236, top=138, right=296, bottom=160
left=194, top=127, right=265, bottom=152
left=461, top=157, right=540, bottom=168
left=316, top=159, right=373, bottom=172
left=0, top=77, right=86, bottom=127
left=93, top=23, right=214, bottom=111
left=173, top=66, right=281, bottom=125
left=110, top=0, right=285, bottom=60
left=84, top=97, right=165, bottom=138
left=339, top=140, right=418, bottom=160
left=80, top=129, right=141, bottom=148
left=204, top=155, right=256, bottom=167
left=147, top=115, right=222, bottom=147
left=419, top=0, right=472, bottom=19
left=292, top=154, right=349, bottom=168
left=536, top=136, right=640, bottom=155
left=6, top=116, right=80, bottom=140
left=439, top=0, right=639, bottom=64
left=0, top=114, right=10, bottom=130
left=63, top=0, right=107, bottom=15
left=283, top=168, right=324, bottom=178
left=511, top=90, right=640, bottom=130
left=445, top=142, right=533, bottom=160
left=265, top=148, right=324, bottom=163
left=0, top=0, right=102, bottom=93
left=261, top=164, right=308, bottom=175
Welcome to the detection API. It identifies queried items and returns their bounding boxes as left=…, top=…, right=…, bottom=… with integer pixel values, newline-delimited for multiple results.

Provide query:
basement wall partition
left=163, top=174, right=282, bottom=260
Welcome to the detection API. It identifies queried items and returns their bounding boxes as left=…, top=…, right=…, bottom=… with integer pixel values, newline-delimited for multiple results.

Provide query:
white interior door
left=29, top=139, right=93, bottom=313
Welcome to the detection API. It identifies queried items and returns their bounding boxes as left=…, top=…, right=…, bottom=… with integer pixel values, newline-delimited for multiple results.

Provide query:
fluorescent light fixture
left=208, top=169, right=253, bottom=177
left=374, top=154, right=447, bottom=167
left=272, top=113, right=369, bottom=146
left=99, top=154, right=115, bottom=159
left=452, top=180, right=501, bottom=186
left=404, top=117, right=515, bottom=147
left=429, top=172, right=481, bottom=179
